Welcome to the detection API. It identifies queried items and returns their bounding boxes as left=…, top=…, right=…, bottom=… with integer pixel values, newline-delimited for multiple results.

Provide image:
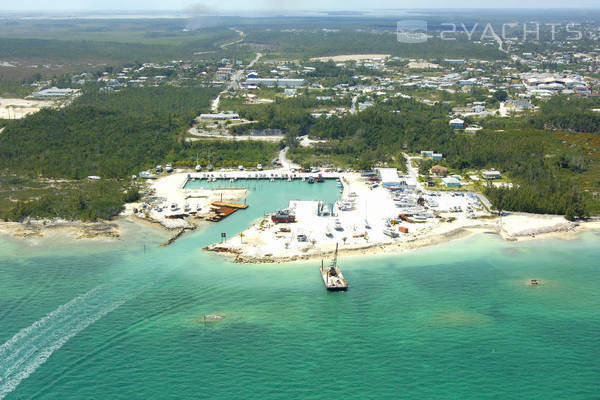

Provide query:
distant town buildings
left=33, top=87, right=76, bottom=99
left=216, top=67, right=233, bottom=81
left=245, top=78, right=305, bottom=87
left=506, top=100, right=534, bottom=110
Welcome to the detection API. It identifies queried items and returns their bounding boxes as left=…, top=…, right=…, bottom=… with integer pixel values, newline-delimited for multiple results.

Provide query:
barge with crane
left=320, top=244, right=348, bottom=291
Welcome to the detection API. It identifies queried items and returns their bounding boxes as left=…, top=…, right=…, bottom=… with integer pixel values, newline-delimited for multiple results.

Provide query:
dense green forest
left=0, top=176, right=138, bottom=221
left=0, top=86, right=219, bottom=178
left=227, top=97, right=316, bottom=137
left=168, top=140, right=279, bottom=168
left=0, top=86, right=280, bottom=221
left=290, top=98, right=596, bottom=217
left=484, top=182, right=591, bottom=220
left=0, top=79, right=35, bottom=98
left=0, top=21, right=243, bottom=63
left=532, top=97, right=600, bottom=134
left=245, top=30, right=507, bottom=60
left=296, top=98, right=453, bottom=164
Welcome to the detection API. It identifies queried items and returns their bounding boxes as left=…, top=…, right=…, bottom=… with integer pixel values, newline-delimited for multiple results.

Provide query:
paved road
left=350, top=95, right=359, bottom=114
left=279, top=147, right=300, bottom=170
left=403, top=154, right=423, bottom=191
left=476, top=193, right=494, bottom=211
left=220, top=28, right=244, bottom=49
left=211, top=50, right=262, bottom=112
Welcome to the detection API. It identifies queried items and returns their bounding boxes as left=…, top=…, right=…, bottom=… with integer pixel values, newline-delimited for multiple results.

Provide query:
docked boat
left=316, top=174, right=324, bottom=183
left=339, top=201, right=355, bottom=211
left=325, top=225, right=334, bottom=238
left=165, top=163, right=173, bottom=173
left=271, top=209, right=296, bottom=223
left=307, top=176, right=315, bottom=184
left=395, top=201, right=417, bottom=208
left=383, top=227, right=399, bottom=238
left=320, top=244, right=347, bottom=291
left=334, top=219, right=344, bottom=231
left=139, top=170, right=157, bottom=179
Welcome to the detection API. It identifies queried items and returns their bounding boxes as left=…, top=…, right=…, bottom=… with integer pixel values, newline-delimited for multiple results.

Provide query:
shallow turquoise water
left=1, top=181, right=599, bottom=399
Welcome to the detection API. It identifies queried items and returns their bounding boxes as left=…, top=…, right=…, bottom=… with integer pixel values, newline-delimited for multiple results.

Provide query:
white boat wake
left=0, top=280, right=149, bottom=399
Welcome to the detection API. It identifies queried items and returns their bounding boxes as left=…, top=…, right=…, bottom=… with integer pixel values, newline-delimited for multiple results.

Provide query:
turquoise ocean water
left=0, top=180, right=599, bottom=399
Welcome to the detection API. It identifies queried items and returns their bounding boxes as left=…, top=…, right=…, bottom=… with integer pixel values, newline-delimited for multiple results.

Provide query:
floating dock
left=207, top=201, right=248, bottom=222
left=211, top=202, right=248, bottom=209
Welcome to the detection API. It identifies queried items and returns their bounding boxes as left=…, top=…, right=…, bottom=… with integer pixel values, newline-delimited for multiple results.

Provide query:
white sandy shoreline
left=1, top=169, right=598, bottom=262
left=0, top=211, right=597, bottom=258
left=209, top=218, right=600, bottom=264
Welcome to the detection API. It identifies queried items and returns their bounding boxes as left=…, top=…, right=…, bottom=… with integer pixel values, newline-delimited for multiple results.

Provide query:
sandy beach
left=210, top=216, right=599, bottom=264
left=0, top=219, right=121, bottom=240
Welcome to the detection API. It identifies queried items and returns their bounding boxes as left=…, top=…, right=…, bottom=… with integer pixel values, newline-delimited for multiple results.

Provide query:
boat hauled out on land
left=271, top=209, right=296, bottom=223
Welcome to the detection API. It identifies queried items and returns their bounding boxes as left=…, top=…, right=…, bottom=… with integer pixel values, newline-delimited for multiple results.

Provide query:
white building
left=482, top=170, right=502, bottom=180
left=375, top=168, right=400, bottom=188
left=33, top=87, right=76, bottom=99
left=442, top=177, right=462, bottom=187
left=199, top=113, right=240, bottom=120
left=450, top=118, right=465, bottom=129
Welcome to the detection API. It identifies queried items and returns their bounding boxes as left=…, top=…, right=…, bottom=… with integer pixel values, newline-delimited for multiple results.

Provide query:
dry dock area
left=207, top=171, right=494, bottom=261
left=122, top=169, right=580, bottom=259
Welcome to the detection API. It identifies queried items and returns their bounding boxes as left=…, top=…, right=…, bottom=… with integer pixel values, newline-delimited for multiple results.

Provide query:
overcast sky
left=5, top=0, right=596, bottom=11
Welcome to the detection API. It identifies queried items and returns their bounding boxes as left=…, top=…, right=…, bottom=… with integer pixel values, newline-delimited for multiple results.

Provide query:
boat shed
left=375, top=168, right=400, bottom=188
left=442, top=177, right=462, bottom=187
left=482, top=170, right=502, bottom=180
